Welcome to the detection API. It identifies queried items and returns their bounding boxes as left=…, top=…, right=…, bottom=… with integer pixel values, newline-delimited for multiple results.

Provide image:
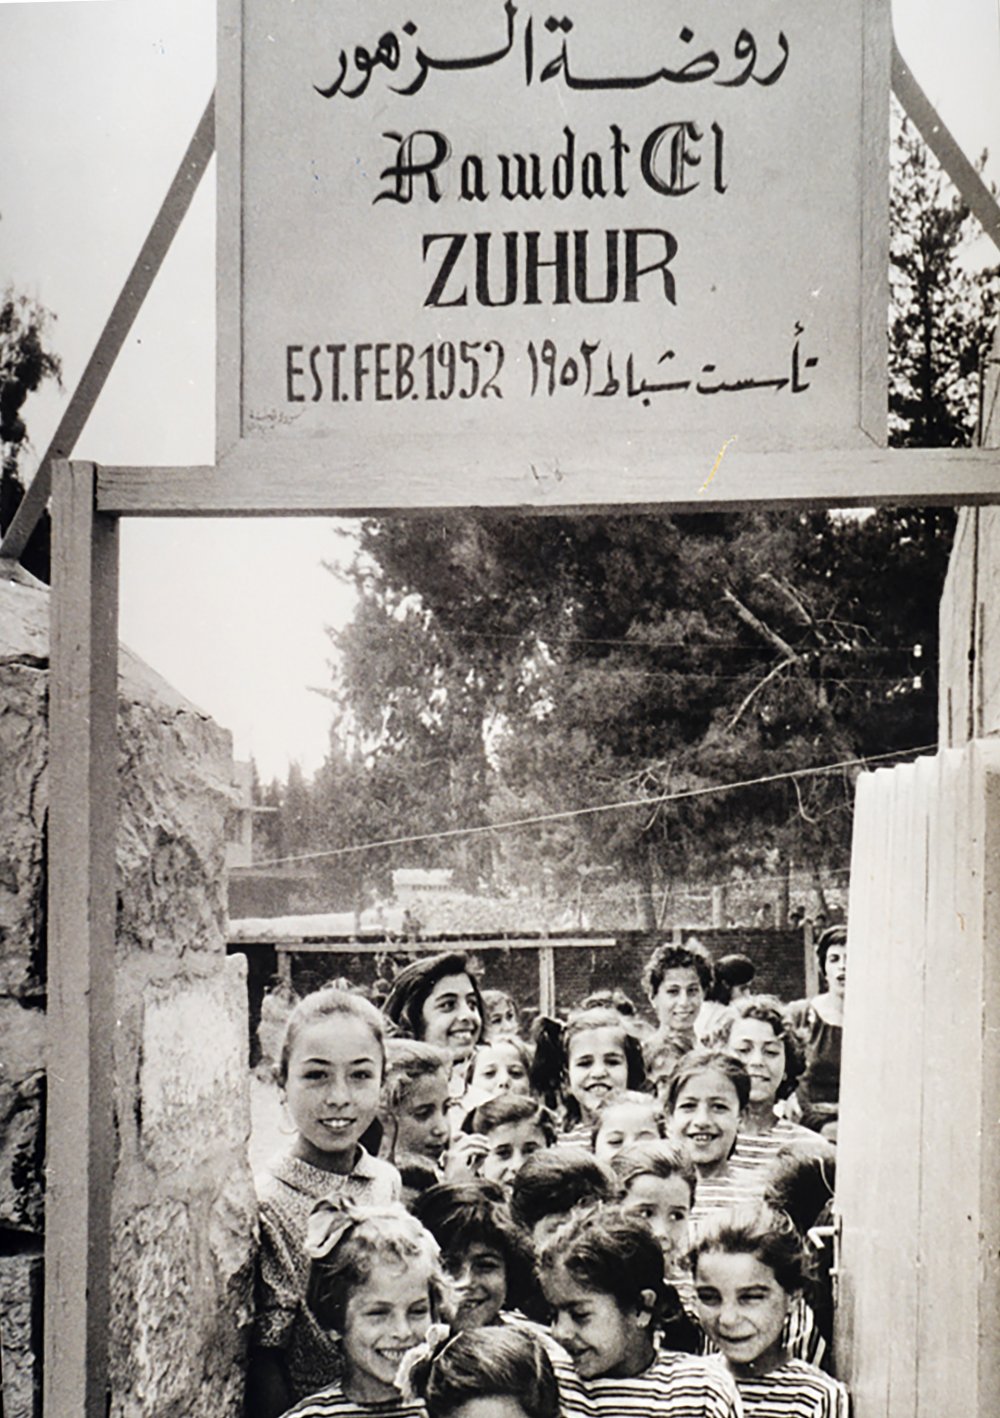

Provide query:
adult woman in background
left=785, top=927, right=846, bottom=1140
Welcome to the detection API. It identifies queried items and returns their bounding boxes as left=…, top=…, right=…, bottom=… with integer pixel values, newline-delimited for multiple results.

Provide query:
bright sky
left=1, top=0, right=998, bottom=781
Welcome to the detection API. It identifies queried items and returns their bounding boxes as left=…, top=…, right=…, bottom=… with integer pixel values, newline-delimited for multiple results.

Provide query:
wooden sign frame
left=205, top=0, right=905, bottom=510
left=37, top=9, right=1000, bottom=1418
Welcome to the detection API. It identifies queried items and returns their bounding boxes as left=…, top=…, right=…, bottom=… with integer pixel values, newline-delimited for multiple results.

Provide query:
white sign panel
left=221, top=0, right=888, bottom=495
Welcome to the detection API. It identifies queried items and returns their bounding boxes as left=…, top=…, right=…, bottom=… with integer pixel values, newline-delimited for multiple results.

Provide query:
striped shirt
left=552, top=1348, right=742, bottom=1417
left=280, top=1379, right=427, bottom=1417
left=712, top=1356, right=849, bottom=1417
left=731, top=1119, right=817, bottom=1179
left=689, top=1159, right=764, bottom=1233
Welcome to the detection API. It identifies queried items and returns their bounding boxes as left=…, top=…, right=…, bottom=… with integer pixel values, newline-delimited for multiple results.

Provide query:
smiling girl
left=278, top=1200, right=446, bottom=1416
left=410, top=1179, right=542, bottom=1331
left=666, top=1051, right=760, bottom=1228
left=383, top=953, right=485, bottom=1069
left=466, top=1095, right=557, bottom=1188
left=555, top=1007, right=646, bottom=1146
left=537, top=1206, right=740, bottom=1416
left=723, top=997, right=812, bottom=1174
left=643, top=941, right=713, bottom=1053
left=250, top=990, right=402, bottom=1417
left=690, top=1204, right=850, bottom=1416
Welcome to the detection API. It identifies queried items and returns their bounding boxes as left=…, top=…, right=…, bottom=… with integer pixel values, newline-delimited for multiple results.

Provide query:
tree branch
left=728, top=657, right=798, bottom=729
left=721, top=587, right=799, bottom=660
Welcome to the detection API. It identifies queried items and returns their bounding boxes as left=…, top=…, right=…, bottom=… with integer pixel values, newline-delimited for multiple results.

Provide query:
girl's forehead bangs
left=343, top=1215, right=440, bottom=1272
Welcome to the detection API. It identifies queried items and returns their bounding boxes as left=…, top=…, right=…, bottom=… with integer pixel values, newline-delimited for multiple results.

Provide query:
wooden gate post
left=45, top=460, right=119, bottom=1416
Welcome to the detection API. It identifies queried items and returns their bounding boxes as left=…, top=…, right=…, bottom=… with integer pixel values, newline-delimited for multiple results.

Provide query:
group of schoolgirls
left=247, top=942, right=849, bottom=1418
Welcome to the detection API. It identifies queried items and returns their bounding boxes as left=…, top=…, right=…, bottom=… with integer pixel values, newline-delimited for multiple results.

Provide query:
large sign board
left=219, top=0, right=889, bottom=500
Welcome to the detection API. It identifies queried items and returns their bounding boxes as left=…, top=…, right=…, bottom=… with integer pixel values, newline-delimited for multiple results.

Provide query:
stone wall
left=0, top=577, right=256, bottom=1418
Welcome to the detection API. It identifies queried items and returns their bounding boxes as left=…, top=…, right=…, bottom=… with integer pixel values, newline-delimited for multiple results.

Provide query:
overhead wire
left=253, top=741, right=936, bottom=868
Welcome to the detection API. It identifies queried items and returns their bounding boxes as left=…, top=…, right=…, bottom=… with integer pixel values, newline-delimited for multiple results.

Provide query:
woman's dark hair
left=706, top=952, right=756, bottom=1005
left=528, top=1015, right=567, bottom=1111
left=408, top=1326, right=559, bottom=1418
left=509, top=1148, right=616, bottom=1233
left=559, top=1007, right=646, bottom=1127
left=537, top=1204, right=666, bottom=1322
left=643, top=940, right=714, bottom=999
left=665, top=1049, right=751, bottom=1115
left=689, top=1201, right=809, bottom=1296
left=410, top=1180, right=540, bottom=1317
left=725, top=994, right=804, bottom=1101
left=466, top=1092, right=558, bottom=1144
left=815, top=925, right=847, bottom=979
left=382, top=952, right=485, bottom=1043
left=764, top=1137, right=837, bottom=1235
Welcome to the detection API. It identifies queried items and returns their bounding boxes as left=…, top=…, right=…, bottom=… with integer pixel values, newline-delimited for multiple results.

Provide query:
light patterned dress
left=254, top=1147, right=401, bottom=1401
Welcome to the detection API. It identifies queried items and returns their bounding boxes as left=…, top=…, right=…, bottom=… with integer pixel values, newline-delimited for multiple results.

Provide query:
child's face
left=593, top=1099, right=661, bottom=1162
left=421, top=973, right=482, bottom=1060
left=825, top=945, right=847, bottom=996
left=480, top=1119, right=549, bottom=1185
left=487, top=996, right=519, bottom=1037
left=542, top=1262, right=650, bottom=1380
left=566, top=1026, right=629, bottom=1122
left=446, top=1240, right=508, bottom=1329
left=341, top=1260, right=434, bottom=1402
left=393, top=1073, right=451, bottom=1165
left=668, top=1068, right=742, bottom=1176
left=693, top=1250, right=791, bottom=1373
left=283, top=1015, right=382, bottom=1170
left=652, top=967, right=704, bottom=1037
left=727, top=1017, right=785, bottom=1107
left=470, top=1040, right=531, bottom=1098
left=620, top=1173, right=692, bottom=1267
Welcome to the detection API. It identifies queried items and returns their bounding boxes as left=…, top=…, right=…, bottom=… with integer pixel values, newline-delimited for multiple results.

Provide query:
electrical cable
left=253, top=742, right=936, bottom=868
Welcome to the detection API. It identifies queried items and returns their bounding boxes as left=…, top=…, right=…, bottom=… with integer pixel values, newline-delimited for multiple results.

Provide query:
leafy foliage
left=265, top=114, right=996, bottom=922
left=0, top=286, right=62, bottom=581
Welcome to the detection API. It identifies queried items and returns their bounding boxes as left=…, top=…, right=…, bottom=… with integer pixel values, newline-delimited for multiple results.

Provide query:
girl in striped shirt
left=545, top=1007, right=646, bottom=1148
left=536, top=1205, right=741, bottom=1417
left=278, top=1201, right=446, bottom=1418
left=665, top=1050, right=760, bottom=1228
left=690, top=1203, right=850, bottom=1417
left=723, top=996, right=814, bottom=1177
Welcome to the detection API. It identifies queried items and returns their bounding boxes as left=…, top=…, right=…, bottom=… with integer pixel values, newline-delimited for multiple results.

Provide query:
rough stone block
left=110, top=1187, right=254, bottom=1418
left=117, top=700, right=234, bottom=960
left=0, top=1250, right=43, bottom=1418
left=139, top=958, right=250, bottom=1174
left=0, top=666, right=47, bottom=1000
left=0, top=999, right=45, bottom=1232
left=110, top=1199, right=197, bottom=1414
